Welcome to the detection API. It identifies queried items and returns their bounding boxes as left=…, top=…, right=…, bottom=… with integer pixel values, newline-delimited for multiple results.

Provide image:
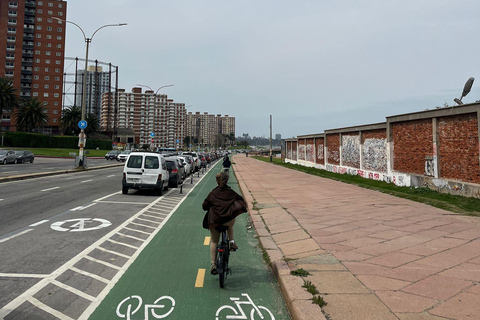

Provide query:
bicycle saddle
left=215, top=226, right=229, bottom=232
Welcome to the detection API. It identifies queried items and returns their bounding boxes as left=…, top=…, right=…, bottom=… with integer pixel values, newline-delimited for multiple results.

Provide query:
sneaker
left=230, top=241, right=238, bottom=251
left=210, top=264, right=217, bottom=275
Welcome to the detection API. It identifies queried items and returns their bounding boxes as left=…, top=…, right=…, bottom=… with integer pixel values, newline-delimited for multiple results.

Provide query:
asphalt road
left=0, top=157, right=123, bottom=178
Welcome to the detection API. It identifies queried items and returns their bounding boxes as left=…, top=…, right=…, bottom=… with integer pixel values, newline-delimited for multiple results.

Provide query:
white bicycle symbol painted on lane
left=215, top=293, right=275, bottom=320
left=116, top=295, right=175, bottom=320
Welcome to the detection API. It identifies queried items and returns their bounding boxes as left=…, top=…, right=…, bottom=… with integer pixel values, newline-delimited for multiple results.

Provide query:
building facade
left=0, top=0, right=67, bottom=133
left=186, top=112, right=235, bottom=149
left=101, top=87, right=186, bottom=149
left=75, top=65, right=111, bottom=120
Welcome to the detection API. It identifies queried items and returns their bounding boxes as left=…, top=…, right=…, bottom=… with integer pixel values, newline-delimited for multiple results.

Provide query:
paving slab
left=232, top=155, right=480, bottom=320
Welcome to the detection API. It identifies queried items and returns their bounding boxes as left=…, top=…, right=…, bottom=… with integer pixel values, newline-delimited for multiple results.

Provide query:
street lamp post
left=53, top=18, right=126, bottom=169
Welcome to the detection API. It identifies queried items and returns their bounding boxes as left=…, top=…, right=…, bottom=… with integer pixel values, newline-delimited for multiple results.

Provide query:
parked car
left=178, top=155, right=193, bottom=175
left=105, top=150, right=121, bottom=160
left=182, top=152, right=200, bottom=172
left=117, top=150, right=131, bottom=162
left=0, top=149, right=17, bottom=165
left=122, top=152, right=169, bottom=195
left=14, top=150, right=35, bottom=163
left=165, top=157, right=185, bottom=188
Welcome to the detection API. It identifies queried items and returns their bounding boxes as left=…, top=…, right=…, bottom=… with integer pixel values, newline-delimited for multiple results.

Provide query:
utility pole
left=269, top=115, right=273, bottom=162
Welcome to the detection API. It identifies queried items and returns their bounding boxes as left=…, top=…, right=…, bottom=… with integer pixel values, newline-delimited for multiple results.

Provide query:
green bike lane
left=89, top=161, right=291, bottom=320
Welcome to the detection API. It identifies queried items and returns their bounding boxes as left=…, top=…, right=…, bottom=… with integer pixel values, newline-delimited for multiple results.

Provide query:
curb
left=233, top=161, right=327, bottom=320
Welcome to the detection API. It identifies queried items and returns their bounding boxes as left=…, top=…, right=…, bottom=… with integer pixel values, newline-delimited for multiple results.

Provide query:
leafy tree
left=85, top=112, right=99, bottom=136
left=60, top=105, right=81, bottom=135
left=0, top=77, right=19, bottom=116
left=14, top=98, right=48, bottom=132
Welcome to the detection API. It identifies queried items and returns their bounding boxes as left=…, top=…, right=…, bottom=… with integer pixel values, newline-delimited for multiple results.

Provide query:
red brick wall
left=327, top=134, right=340, bottom=165
left=439, top=113, right=480, bottom=183
left=292, top=141, right=298, bottom=160
left=315, top=137, right=324, bottom=164
left=362, top=129, right=386, bottom=141
left=306, top=138, right=314, bottom=162
left=393, top=119, right=432, bottom=175
left=298, top=139, right=305, bottom=160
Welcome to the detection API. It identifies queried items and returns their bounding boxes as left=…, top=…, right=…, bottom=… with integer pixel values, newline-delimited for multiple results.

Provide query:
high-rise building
left=0, top=0, right=67, bottom=133
left=187, top=112, right=235, bottom=149
left=101, top=87, right=186, bottom=149
left=75, top=65, right=111, bottom=120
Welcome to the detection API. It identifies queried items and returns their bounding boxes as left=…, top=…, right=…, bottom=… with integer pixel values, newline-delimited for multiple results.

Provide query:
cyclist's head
left=216, top=171, right=229, bottom=187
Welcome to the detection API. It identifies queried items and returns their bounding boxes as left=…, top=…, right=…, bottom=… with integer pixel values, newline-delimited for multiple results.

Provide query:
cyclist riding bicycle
left=202, top=172, right=247, bottom=275
left=222, top=155, right=231, bottom=173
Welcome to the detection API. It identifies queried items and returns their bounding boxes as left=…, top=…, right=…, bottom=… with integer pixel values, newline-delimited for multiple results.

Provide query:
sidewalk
left=233, top=155, right=480, bottom=320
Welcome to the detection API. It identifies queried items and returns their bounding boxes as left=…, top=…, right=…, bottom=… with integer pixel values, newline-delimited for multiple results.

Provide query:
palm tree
left=60, top=105, right=81, bottom=135
left=0, top=77, right=19, bottom=116
left=14, top=98, right=48, bottom=132
left=85, top=112, right=99, bottom=136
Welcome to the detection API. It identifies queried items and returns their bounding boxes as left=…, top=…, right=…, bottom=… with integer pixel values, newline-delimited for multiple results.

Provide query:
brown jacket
left=202, top=185, right=247, bottom=229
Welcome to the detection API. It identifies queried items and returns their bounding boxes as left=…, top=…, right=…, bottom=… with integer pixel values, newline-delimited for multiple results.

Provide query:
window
left=45, top=67, right=49, bottom=72
left=47, top=18, right=52, bottom=23
left=44, top=93, right=49, bottom=97
left=36, top=25, right=42, bottom=30
left=56, top=44, right=61, bottom=48
left=53, top=110, right=58, bottom=114
left=45, top=59, right=50, bottom=64
left=46, top=51, right=51, bottom=55
left=43, top=109, right=48, bottom=113
left=48, top=11, right=53, bottom=15
left=47, top=26, right=52, bottom=31
left=34, top=75, right=39, bottom=79
left=37, top=17, right=42, bottom=22
left=47, top=43, right=52, bottom=47
left=54, top=85, right=59, bottom=89
left=6, top=54, right=14, bottom=59
left=33, top=84, right=39, bottom=88
left=54, top=93, right=59, bottom=97
left=35, top=50, right=40, bottom=54
left=57, top=36, right=62, bottom=40
left=54, top=102, right=58, bottom=106
left=36, top=34, right=41, bottom=38
left=38, top=1, right=43, bottom=5
left=33, top=92, right=38, bottom=97
left=8, top=19, right=17, bottom=25
left=59, top=3, right=63, bottom=8
left=37, top=9, right=42, bottom=13
left=56, top=52, right=61, bottom=57
left=35, top=42, right=41, bottom=46
left=43, top=102, right=48, bottom=106
left=34, top=67, right=39, bottom=71
left=53, top=118, right=57, bottom=123
left=58, top=12, right=63, bottom=16
left=46, top=35, right=52, bottom=39
left=44, top=84, right=49, bottom=89
left=48, top=3, right=53, bottom=7
left=55, top=60, right=61, bottom=65
left=57, top=28, right=62, bottom=32
left=5, top=62, right=14, bottom=68
left=6, top=45, right=15, bottom=51
left=7, top=27, right=16, bottom=33
left=44, top=76, right=50, bottom=80
left=55, top=69, right=60, bottom=73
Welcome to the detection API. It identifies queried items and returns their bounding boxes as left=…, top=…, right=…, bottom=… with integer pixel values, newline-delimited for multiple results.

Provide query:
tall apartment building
left=75, top=65, right=111, bottom=120
left=101, top=87, right=186, bottom=149
left=187, top=112, right=236, bottom=148
left=0, top=0, right=67, bottom=133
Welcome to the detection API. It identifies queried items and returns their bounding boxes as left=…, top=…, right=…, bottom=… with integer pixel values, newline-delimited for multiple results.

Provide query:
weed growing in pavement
left=311, top=295, right=327, bottom=307
left=291, top=268, right=310, bottom=277
left=252, top=156, right=480, bottom=216
left=302, top=280, right=319, bottom=295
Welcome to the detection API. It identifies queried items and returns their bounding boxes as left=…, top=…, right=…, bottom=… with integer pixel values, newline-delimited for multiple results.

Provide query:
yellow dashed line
left=195, top=269, right=206, bottom=287
left=204, top=236, right=211, bottom=246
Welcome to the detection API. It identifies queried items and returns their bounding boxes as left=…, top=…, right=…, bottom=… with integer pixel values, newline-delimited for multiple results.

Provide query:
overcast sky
left=63, top=0, right=480, bottom=138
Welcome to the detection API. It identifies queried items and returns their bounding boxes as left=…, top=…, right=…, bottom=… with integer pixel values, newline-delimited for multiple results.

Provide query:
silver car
left=0, top=149, right=17, bottom=164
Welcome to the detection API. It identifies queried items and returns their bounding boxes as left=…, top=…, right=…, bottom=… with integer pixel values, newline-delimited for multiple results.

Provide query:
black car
left=14, top=150, right=35, bottom=163
left=165, top=158, right=185, bottom=188
left=105, top=150, right=121, bottom=160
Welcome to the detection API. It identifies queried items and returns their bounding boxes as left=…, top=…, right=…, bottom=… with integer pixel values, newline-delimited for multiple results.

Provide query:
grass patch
left=291, top=268, right=310, bottom=277
left=253, top=156, right=480, bottom=217
left=302, top=280, right=319, bottom=295
left=10, top=147, right=110, bottom=158
left=311, top=295, right=327, bottom=307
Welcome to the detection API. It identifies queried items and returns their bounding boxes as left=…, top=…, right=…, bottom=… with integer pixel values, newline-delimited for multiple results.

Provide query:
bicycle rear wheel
left=218, top=251, right=226, bottom=288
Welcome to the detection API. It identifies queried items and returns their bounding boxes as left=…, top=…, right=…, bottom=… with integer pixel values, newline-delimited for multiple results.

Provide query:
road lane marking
left=70, top=266, right=109, bottom=284
left=0, top=229, right=33, bottom=243
left=195, top=269, right=206, bottom=288
left=70, top=206, right=83, bottom=211
left=27, top=296, right=74, bottom=320
left=204, top=237, right=211, bottom=246
left=107, top=175, right=116, bottom=177
left=29, top=220, right=49, bottom=227
left=106, top=239, right=139, bottom=249
left=0, top=199, right=4, bottom=202
left=51, top=279, right=95, bottom=302
left=96, top=247, right=132, bottom=259
left=95, top=201, right=151, bottom=205
left=79, top=203, right=96, bottom=210
left=0, top=273, right=48, bottom=279
left=93, top=191, right=121, bottom=202
left=80, top=179, right=93, bottom=183
left=117, top=232, right=145, bottom=242
left=129, top=221, right=156, bottom=229
left=136, top=217, right=161, bottom=224
left=123, top=226, right=151, bottom=235
left=84, top=255, right=122, bottom=271
left=41, top=186, right=60, bottom=192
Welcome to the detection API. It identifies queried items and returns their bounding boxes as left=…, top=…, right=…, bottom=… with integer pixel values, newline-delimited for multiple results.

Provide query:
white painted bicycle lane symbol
left=116, top=295, right=175, bottom=320
left=50, top=218, right=111, bottom=232
left=216, top=293, right=275, bottom=320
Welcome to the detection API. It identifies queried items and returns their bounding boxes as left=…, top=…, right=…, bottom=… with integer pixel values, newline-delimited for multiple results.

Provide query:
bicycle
left=215, top=293, right=275, bottom=320
left=116, top=295, right=175, bottom=320
left=215, top=225, right=231, bottom=288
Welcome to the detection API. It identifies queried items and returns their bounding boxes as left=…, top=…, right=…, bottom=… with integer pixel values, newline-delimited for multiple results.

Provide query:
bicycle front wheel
left=217, top=251, right=226, bottom=288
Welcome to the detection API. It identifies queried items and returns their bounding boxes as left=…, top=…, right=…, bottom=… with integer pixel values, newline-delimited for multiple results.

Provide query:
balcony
left=22, top=51, right=33, bottom=58
left=23, top=34, right=34, bottom=41
left=25, top=9, right=35, bottom=16
left=25, top=1, right=36, bottom=9
left=22, top=43, right=33, bottom=50
left=24, top=18, right=35, bottom=24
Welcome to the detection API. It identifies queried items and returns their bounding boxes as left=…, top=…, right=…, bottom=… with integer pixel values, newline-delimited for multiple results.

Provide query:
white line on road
left=93, top=191, right=121, bottom=202
left=80, top=179, right=93, bottom=183
left=29, top=220, right=49, bottom=227
left=70, top=206, right=83, bottom=211
left=0, top=229, right=33, bottom=243
left=0, top=199, right=3, bottom=202
left=79, top=203, right=96, bottom=210
left=96, top=201, right=151, bottom=205
left=41, top=186, right=60, bottom=192
left=0, top=273, right=49, bottom=279
left=107, top=175, right=116, bottom=178
left=27, top=297, right=74, bottom=320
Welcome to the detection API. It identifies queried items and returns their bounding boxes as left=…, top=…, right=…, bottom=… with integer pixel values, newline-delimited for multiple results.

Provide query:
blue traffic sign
left=150, top=132, right=155, bottom=137
left=78, top=120, right=87, bottom=129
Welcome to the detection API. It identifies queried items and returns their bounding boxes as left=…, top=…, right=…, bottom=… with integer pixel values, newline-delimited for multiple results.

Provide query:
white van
left=122, top=152, right=169, bottom=195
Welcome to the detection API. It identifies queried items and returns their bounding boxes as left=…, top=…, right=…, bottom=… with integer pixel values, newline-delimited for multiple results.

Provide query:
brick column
left=432, top=117, right=440, bottom=178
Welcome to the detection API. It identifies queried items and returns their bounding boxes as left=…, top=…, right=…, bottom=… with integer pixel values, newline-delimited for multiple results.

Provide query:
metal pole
left=269, top=115, right=273, bottom=162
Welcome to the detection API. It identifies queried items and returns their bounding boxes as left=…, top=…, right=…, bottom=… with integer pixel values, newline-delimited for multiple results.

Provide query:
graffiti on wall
left=298, top=144, right=306, bottom=160
left=425, top=156, right=435, bottom=177
left=342, top=135, right=360, bottom=167
left=317, top=144, right=324, bottom=161
left=306, top=144, right=314, bottom=162
left=329, top=150, right=340, bottom=163
left=363, top=138, right=387, bottom=172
